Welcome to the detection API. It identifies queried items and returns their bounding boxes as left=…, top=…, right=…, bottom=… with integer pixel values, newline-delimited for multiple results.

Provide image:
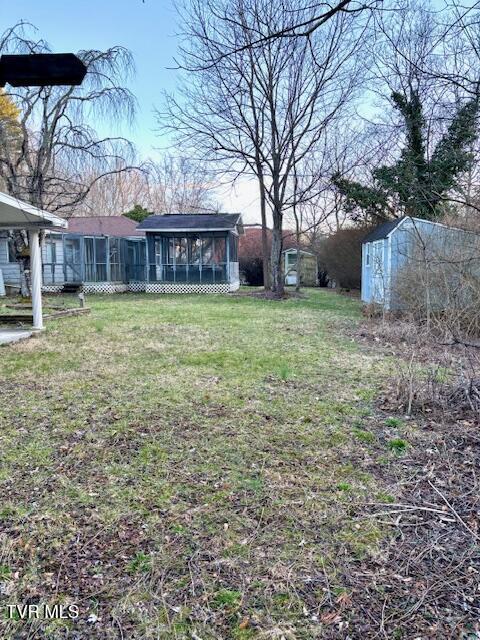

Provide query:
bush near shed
left=320, top=225, right=374, bottom=289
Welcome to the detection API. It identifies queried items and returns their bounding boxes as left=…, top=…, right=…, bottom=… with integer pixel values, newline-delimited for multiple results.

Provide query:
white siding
left=0, top=232, right=65, bottom=289
left=42, top=234, right=65, bottom=285
left=0, top=234, right=21, bottom=287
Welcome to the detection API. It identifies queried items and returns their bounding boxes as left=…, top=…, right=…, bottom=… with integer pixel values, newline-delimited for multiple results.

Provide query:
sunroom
left=137, top=213, right=243, bottom=293
left=41, top=216, right=146, bottom=294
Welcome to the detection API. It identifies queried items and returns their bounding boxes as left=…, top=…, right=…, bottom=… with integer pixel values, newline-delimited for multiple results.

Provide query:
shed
left=137, top=213, right=243, bottom=293
left=361, top=216, right=480, bottom=309
left=283, top=248, right=318, bottom=287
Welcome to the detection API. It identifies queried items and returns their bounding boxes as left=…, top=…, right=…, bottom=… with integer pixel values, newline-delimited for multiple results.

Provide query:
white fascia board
left=410, top=216, right=479, bottom=236
left=384, top=216, right=409, bottom=239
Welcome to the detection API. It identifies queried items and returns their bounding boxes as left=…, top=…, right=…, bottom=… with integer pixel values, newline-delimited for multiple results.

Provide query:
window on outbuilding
left=213, top=237, right=226, bottom=264
left=189, top=236, right=201, bottom=264
left=201, top=237, right=214, bottom=264
left=287, top=252, right=297, bottom=267
left=365, top=244, right=370, bottom=266
left=174, top=237, right=187, bottom=264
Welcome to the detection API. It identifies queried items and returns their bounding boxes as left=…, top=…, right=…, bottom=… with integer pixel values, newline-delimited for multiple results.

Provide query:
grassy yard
left=0, top=290, right=473, bottom=639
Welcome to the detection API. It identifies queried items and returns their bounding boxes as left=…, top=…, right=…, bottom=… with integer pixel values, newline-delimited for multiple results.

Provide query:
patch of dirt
left=324, top=317, right=480, bottom=638
left=329, top=411, right=480, bottom=639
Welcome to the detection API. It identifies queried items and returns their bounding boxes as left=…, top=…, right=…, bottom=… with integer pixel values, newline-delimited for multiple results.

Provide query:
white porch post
left=29, top=229, right=44, bottom=330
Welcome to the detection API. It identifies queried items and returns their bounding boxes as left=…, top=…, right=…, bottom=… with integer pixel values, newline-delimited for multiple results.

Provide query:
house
left=283, top=248, right=318, bottom=287
left=1, top=215, right=145, bottom=294
left=136, top=213, right=243, bottom=293
left=361, top=216, right=480, bottom=309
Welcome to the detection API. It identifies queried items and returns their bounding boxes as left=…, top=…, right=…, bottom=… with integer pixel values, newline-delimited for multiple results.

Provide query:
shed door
left=371, top=240, right=386, bottom=303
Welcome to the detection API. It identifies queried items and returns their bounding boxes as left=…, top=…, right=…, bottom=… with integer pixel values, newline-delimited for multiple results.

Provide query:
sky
left=0, top=0, right=261, bottom=221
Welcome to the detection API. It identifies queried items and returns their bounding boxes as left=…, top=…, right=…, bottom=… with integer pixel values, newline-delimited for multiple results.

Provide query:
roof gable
left=362, top=218, right=403, bottom=243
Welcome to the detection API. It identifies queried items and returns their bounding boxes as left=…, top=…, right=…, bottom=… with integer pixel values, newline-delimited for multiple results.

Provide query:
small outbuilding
left=283, top=248, right=318, bottom=287
left=361, top=216, right=480, bottom=310
left=137, top=213, right=243, bottom=293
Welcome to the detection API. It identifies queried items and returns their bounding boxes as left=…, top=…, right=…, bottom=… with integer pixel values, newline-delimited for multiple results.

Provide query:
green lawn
left=0, top=290, right=393, bottom=639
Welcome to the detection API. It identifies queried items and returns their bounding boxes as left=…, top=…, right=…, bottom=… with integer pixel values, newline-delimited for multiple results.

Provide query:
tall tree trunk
left=270, top=208, right=284, bottom=297
left=292, top=161, right=301, bottom=292
left=255, top=162, right=270, bottom=290
left=259, top=183, right=270, bottom=290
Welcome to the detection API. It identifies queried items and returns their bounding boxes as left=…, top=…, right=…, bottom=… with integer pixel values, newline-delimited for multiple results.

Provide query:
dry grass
left=0, top=290, right=478, bottom=638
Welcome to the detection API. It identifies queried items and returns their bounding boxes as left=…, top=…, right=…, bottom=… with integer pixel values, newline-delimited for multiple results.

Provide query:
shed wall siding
left=362, top=238, right=391, bottom=307
left=361, top=243, right=370, bottom=302
left=389, top=217, right=480, bottom=310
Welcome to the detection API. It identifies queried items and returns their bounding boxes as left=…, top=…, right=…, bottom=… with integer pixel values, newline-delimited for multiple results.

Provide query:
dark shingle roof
left=67, top=216, right=144, bottom=237
left=137, top=213, right=242, bottom=232
left=362, top=218, right=403, bottom=243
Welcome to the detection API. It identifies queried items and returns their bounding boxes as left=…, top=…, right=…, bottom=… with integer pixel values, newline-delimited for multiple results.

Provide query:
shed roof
left=137, top=213, right=243, bottom=233
left=363, top=216, right=480, bottom=244
left=362, top=218, right=403, bottom=243
left=66, top=215, right=144, bottom=237
left=283, top=248, right=315, bottom=256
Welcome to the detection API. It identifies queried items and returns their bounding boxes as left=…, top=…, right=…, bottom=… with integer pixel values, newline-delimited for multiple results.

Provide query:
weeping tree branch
left=0, top=22, right=139, bottom=294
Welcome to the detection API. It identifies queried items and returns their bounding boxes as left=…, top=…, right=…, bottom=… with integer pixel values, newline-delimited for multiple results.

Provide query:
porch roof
left=0, top=191, right=67, bottom=230
left=137, top=213, right=243, bottom=234
left=66, top=215, right=144, bottom=238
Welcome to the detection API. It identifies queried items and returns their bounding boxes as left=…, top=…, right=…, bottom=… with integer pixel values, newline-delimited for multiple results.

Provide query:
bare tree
left=0, top=22, right=138, bottom=293
left=75, top=154, right=218, bottom=217
left=160, top=0, right=369, bottom=296
left=76, top=164, right=148, bottom=216
left=189, top=0, right=379, bottom=62
left=145, top=155, right=219, bottom=214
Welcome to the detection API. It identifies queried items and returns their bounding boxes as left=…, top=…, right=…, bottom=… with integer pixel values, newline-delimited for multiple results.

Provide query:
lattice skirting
left=42, top=281, right=239, bottom=294
left=42, top=285, right=64, bottom=293
left=128, top=281, right=146, bottom=292
left=143, top=282, right=232, bottom=294
left=82, top=282, right=129, bottom=294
